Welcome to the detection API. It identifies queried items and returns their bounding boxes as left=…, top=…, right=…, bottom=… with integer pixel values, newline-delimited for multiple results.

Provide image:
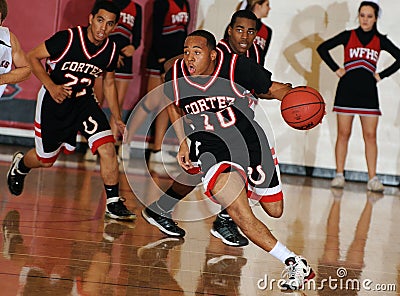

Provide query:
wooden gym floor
left=0, top=144, right=399, bottom=296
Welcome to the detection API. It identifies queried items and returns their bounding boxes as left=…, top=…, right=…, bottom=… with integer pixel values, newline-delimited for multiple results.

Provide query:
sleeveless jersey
left=162, top=0, right=189, bottom=35
left=0, top=27, right=12, bottom=98
left=217, top=39, right=261, bottom=65
left=166, top=48, right=271, bottom=144
left=165, top=49, right=281, bottom=201
left=344, top=29, right=380, bottom=73
left=110, top=1, right=137, bottom=46
left=45, top=26, right=117, bottom=99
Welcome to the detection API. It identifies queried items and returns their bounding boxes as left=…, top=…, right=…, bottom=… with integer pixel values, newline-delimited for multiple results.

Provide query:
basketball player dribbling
left=142, top=10, right=280, bottom=248
left=163, top=29, right=314, bottom=290
left=6, top=1, right=136, bottom=221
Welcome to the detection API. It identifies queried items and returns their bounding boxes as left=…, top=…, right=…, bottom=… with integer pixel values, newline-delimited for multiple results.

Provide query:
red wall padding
left=3, top=0, right=198, bottom=112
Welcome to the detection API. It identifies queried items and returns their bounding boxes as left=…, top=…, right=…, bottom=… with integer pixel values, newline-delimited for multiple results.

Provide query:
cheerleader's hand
left=335, top=68, right=346, bottom=78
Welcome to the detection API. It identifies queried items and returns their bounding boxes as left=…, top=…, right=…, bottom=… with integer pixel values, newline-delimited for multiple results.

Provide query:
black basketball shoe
left=7, top=152, right=27, bottom=196
left=105, top=197, right=136, bottom=221
left=142, top=205, right=185, bottom=237
left=211, top=213, right=249, bottom=247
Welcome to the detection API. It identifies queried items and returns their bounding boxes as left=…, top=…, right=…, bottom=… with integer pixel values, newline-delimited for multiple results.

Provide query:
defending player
left=0, top=0, right=31, bottom=98
left=6, top=1, right=135, bottom=221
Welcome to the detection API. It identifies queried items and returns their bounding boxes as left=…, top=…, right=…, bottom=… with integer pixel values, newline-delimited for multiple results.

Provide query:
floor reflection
left=0, top=148, right=399, bottom=295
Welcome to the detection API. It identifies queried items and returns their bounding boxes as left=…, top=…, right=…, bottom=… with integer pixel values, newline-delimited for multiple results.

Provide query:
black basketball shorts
left=34, top=86, right=115, bottom=163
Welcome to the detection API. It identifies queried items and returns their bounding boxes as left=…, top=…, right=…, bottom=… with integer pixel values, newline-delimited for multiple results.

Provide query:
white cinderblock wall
left=197, top=0, right=400, bottom=176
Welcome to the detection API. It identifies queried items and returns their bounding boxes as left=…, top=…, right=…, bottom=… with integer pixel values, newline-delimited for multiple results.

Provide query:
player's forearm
left=258, top=81, right=292, bottom=101
left=0, top=66, right=31, bottom=85
left=101, top=70, right=121, bottom=121
left=28, top=56, right=54, bottom=90
left=5, top=32, right=32, bottom=84
left=167, top=103, right=186, bottom=144
left=103, top=81, right=121, bottom=121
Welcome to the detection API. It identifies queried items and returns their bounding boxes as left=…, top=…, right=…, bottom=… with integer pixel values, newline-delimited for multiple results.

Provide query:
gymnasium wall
left=0, top=0, right=198, bottom=142
left=0, top=0, right=399, bottom=181
left=198, top=0, right=400, bottom=181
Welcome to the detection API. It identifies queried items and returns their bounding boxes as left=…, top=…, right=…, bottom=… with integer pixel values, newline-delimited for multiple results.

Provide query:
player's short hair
left=229, top=9, right=258, bottom=29
left=0, top=0, right=8, bottom=23
left=91, top=0, right=121, bottom=24
left=187, top=30, right=216, bottom=50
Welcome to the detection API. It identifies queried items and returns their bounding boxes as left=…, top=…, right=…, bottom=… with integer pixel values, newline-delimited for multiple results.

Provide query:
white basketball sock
left=269, top=241, right=296, bottom=263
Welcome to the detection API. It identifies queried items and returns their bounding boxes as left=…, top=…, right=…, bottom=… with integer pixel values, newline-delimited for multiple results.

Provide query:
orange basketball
left=280, top=86, right=325, bottom=130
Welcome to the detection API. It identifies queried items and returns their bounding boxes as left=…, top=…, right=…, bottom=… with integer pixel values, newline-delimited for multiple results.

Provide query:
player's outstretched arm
left=0, top=31, right=31, bottom=85
left=258, top=81, right=292, bottom=101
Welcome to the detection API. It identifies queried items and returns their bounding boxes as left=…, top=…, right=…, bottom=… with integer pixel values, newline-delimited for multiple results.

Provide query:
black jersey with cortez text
left=164, top=48, right=271, bottom=145
left=45, top=26, right=118, bottom=99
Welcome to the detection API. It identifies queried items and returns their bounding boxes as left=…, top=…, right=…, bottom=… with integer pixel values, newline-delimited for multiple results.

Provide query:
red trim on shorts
left=36, top=151, right=60, bottom=164
left=63, top=149, right=74, bottom=155
left=248, top=191, right=283, bottom=203
left=91, top=135, right=115, bottom=153
left=204, top=163, right=247, bottom=203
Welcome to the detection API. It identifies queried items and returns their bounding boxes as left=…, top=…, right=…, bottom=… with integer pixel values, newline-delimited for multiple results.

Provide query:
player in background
left=7, top=0, right=136, bottom=221
left=0, top=0, right=31, bottom=98
left=85, top=0, right=142, bottom=161
left=235, top=0, right=272, bottom=64
left=317, top=0, right=400, bottom=192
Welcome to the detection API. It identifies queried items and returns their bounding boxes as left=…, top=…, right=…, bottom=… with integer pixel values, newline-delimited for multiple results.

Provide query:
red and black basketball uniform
left=254, top=21, right=272, bottom=64
left=217, top=38, right=262, bottom=114
left=164, top=49, right=283, bottom=203
left=146, top=0, right=190, bottom=76
left=110, top=0, right=142, bottom=80
left=222, top=23, right=267, bottom=66
left=35, top=26, right=118, bottom=163
left=318, top=27, right=400, bottom=116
